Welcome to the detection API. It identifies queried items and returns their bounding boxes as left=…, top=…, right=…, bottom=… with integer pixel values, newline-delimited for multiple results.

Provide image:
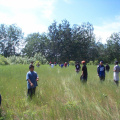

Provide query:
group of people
left=75, top=60, right=120, bottom=86
left=0, top=60, right=119, bottom=105
left=60, top=62, right=69, bottom=68
left=97, top=61, right=120, bottom=86
left=26, top=60, right=120, bottom=99
left=49, top=62, right=69, bottom=68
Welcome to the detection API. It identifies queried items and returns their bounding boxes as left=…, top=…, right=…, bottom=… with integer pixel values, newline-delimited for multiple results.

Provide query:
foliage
left=88, top=61, right=94, bottom=65
left=34, top=53, right=47, bottom=64
left=22, top=20, right=94, bottom=63
left=94, top=60, right=99, bottom=65
left=0, top=24, right=23, bottom=57
left=6, top=53, right=47, bottom=65
left=106, top=32, right=120, bottom=63
left=22, top=33, right=48, bottom=57
left=1, top=21, right=120, bottom=64
left=0, top=55, right=9, bottom=65
left=69, top=61, right=75, bottom=65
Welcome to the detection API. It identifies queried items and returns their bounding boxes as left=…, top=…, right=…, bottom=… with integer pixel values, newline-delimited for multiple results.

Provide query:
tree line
left=0, top=19, right=120, bottom=63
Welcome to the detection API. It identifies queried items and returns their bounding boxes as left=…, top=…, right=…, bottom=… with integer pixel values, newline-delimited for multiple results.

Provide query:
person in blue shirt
left=26, top=65, right=39, bottom=98
left=61, top=64, right=64, bottom=68
left=97, top=61, right=105, bottom=81
left=68, top=63, right=69, bottom=67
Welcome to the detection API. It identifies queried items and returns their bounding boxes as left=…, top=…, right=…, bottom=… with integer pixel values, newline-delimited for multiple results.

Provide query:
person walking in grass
left=113, top=61, right=120, bottom=86
left=64, top=62, right=67, bottom=68
left=105, top=63, right=110, bottom=73
left=26, top=65, right=39, bottom=98
left=61, top=64, right=64, bottom=68
left=75, top=62, right=81, bottom=73
left=81, top=61, right=88, bottom=82
left=97, top=61, right=105, bottom=81
left=36, top=62, right=40, bottom=67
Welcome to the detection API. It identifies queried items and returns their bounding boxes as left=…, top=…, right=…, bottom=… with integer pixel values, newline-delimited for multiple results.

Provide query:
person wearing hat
left=81, top=61, right=88, bottom=82
left=26, top=65, right=39, bottom=98
left=113, top=61, right=120, bottom=86
left=97, top=61, right=105, bottom=81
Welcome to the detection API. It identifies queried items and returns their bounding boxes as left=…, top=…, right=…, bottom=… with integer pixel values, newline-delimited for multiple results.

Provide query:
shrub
left=69, top=61, right=75, bottom=66
left=88, top=61, right=94, bottom=65
left=34, top=53, right=47, bottom=64
left=94, top=60, right=99, bottom=65
left=6, top=53, right=48, bottom=65
left=0, top=55, right=9, bottom=65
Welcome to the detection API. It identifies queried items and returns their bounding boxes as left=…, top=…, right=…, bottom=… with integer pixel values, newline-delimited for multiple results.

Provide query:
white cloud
left=0, top=0, right=56, bottom=35
left=94, top=17, right=120, bottom=43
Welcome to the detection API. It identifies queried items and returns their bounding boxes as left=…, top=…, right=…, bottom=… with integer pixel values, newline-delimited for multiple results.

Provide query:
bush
left=94, top=60, right=99, bottom=65
left=34, top=53, right=47, bottom=64
left=0, top=55, right=9, bottom=65
left=6, top=53, right=48, bottom=65
left=88, top=61, right=94, bottom=65
left=69, top=61, right=75, bottom=66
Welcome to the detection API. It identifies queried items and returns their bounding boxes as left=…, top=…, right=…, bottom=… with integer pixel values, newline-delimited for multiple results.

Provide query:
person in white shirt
left=113, top=61, right=120, bottom=86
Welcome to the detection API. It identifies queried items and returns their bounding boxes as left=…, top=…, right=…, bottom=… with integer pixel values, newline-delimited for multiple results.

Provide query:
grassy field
left=0, top=64, right=120, bottom=120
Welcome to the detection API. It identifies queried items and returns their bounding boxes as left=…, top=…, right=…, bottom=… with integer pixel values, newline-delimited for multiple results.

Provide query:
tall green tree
left=106, top=32, right=120, bottom=63
left=0, top=24, right=23, bottom=57
left=71, top=22, right=94, bottom=62
left=22, top=33, right=48, bottom=57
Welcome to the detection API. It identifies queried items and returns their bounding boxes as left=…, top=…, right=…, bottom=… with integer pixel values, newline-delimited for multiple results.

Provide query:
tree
left=106, top=32, right=120, bottom=63
left=22, top=33, right=48, bottom=57
left=71, top=22, right=94, bottom=62
left=0, top=24, right=23, bottom=57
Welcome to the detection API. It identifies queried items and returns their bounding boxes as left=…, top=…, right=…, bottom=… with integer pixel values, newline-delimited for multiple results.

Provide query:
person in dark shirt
left=81, top=61, right=87, bottom=82
left=97, top=61, right=105, bottom=81
left=75, top=62, right=81, bottom=73
left=105, top=63, right=110, bottom=72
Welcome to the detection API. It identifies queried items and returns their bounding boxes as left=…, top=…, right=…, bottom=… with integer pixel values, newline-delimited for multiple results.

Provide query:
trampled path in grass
left=0, top=65, right=120, bottom=120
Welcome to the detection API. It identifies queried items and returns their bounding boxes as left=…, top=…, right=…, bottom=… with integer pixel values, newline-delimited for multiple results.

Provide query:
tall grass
left=0, top=65, right=120, bottom=120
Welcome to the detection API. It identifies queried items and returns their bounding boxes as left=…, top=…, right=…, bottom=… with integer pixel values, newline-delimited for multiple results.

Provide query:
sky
left=0, top=0, right=120, bottom=43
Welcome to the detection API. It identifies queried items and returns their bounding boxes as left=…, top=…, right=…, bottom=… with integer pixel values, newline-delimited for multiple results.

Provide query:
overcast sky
left=0, top=0, right=120, bottom=43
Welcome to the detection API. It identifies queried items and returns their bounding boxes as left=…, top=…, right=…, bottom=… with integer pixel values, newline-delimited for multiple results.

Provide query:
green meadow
left=0, top=65, right=120, bottom=120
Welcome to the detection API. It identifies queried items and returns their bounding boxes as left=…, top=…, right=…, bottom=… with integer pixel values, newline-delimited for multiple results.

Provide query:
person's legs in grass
left=114, top=80, right=119, bottom=86
left=27, top=88, right=32, bottom=99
